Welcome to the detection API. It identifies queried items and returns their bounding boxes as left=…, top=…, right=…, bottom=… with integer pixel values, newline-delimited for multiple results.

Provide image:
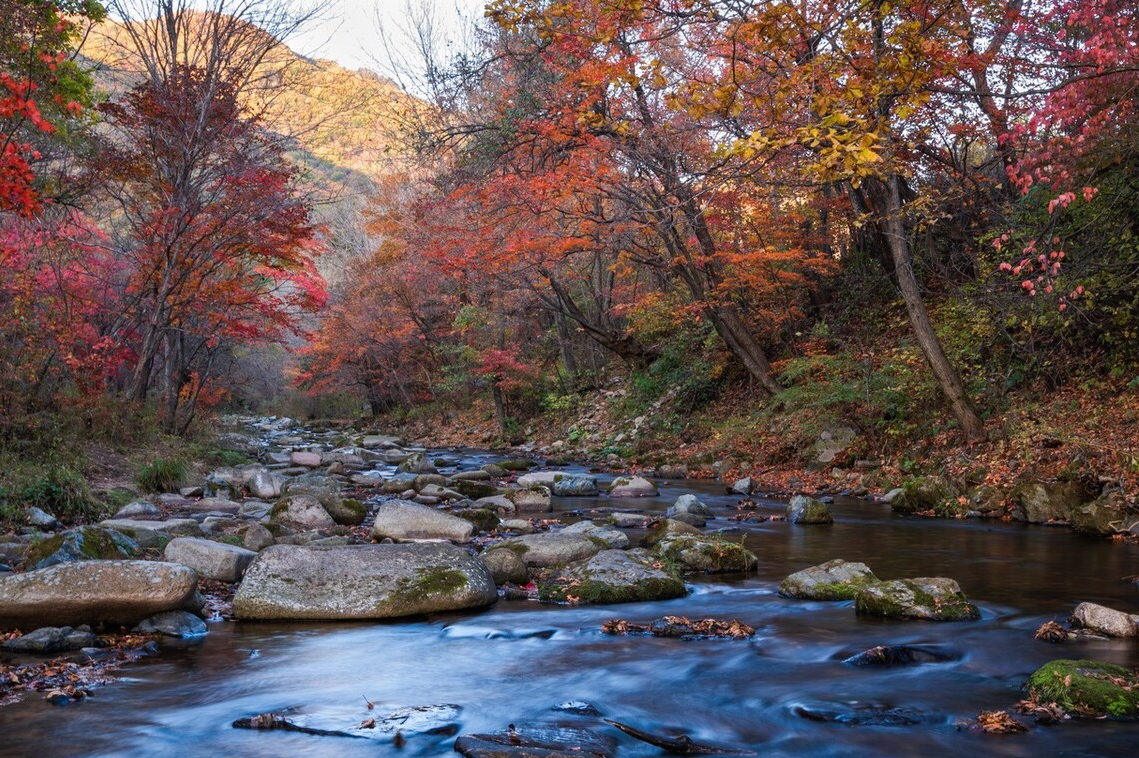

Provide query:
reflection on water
left=2, top=472, right=1137, bottom=757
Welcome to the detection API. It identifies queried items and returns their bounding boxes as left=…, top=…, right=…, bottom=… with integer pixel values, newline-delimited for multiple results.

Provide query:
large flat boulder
left=539, top=549, right=685, bottom=604
left=0, top=561, right=201, bottom=629
left=164, top=537, right=257, bottom=582
left=779, top=559, right=878, bottom=600
left=487, top=533, right=603, bottom=568
left=370, top=500, right=475, bottom=543
left=855, top=577, right=980, bottom=621
left=232, top=543, right=497, bottom=620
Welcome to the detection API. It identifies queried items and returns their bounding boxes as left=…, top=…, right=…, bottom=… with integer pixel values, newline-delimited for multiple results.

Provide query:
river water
left=2, top=462, right=1138, bottom=757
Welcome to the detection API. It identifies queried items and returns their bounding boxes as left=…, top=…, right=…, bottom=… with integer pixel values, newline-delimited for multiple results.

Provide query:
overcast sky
left=288, top=0, right=485, bottom=72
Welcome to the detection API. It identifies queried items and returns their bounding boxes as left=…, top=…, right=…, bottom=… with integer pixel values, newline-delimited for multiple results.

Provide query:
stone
left=450, top=479, right=501, bottom=500
left=451, top=469, right=492, bottom=481
left=280, top=477, right=344, bottom=513
left=24, top=506, right=59, bottom=529
left=1071, top=602, right=1137, bottom=638
left=506, top=486, right=552, bottom=512
left=731, top=477, right=755, bottom=495
left=290, top=451, right=322, bottom=468
left=242, top=523, right=275, bottom=552
left=25, top=527, right=142, bottom=569
left=1072, top=491, right=1135, bottom=537
left=269, top=495, right=336, bottom=530
left=473, top=495, right=516, bottom=516
left=1, top=626, right=97, bottom=653
left=163, top=537, right=257, bottom=582
left=539, top=549, right=686, bottom=604
left=666, top=494, right=713, bottom=526
left=891, top=476, right=955, bottom=514
left=561, top=520, right=630, bottom=549
left=186, top=497, right=242, bottom=514
left=397, top=451, right=438, bottom=475
left=608, top=476, right=658, bottom=497
left=499, top=519, right=535, bottom=534
left=810, top=425, right=858, bottom=469
left=1011, top=480, right=1095, bottom=524
left=656, top=464, right=688, bottom=479
left=455, top=725, right=616, bottom=758
left=1028, top=659, right=1139, bottom=718
left=246, top=469, right=284, bottom=500
left=642, top=518, right=703, bottom=546
left=487, top=533, right=604, bottom=568
left=96, top=519, right=200, bottom=548
left=855, top=577, right=980, bottom=621
left=608, top=512, right=655, bottom=528
left=232, top=543, right=497, bottom=620
left=482, top=547, right=528, bottom=585
left=786, top=495, right=834, bottom=525
left=551, top=474, right=600, bottom=497
left=323, top=497, right=366, bottom=526
left=516, top=471, right=559, bottom=487
left=360, top=434, right=402, bottom=449
left=779, top=559, right=879, bottom=600
left=655, top=534, right=758, bottom=574
left=455, top=508, right=501, bottom=533
left=0, top=561, right=202, bottom=629
left=112, top=501, right=161, bottom=519
left=134, top=610, right=207, bottom=637
left=370, top=501, right=475, bottom=543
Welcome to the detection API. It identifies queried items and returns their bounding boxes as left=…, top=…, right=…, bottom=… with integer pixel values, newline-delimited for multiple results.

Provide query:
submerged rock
left=1027, top=659, right=1139, bottom=718
left=666, top=494, right=713, bottom=526
left=539, top=549, right=685, bottom=604
left=134, top=610, right=207, bottom=637
left=842, top=644, right=961, bottom=666
left=854, top=577, right=980, bottom=621
left=456, top=724, right=616, bottom=758
left=0, top=625, right=97, bottom=653
left=232, top=543, right=497, bottom=620
left=779, top=559, right=878, bottom=600
left=786, top=495, right=833, bottom=525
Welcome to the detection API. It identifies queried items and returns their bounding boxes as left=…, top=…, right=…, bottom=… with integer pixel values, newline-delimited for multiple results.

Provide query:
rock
left=397, top=451, right=438, bottom=475
left=24, top=506, right=60, bottom=529
left=609, top=512, right=655, bottom=528
left=163, top=537, right=257, bottom=582
left=290, top=451, right=322, bottom=468
left=360, top=434, right=401, bottom=449
left=499, top=459, right=536, bottom=472
left=540, top=549, right=686, bottom=604
left=455, top=725, right=616, bottom=758
left=656, top=464, right=688, bottom=479
left=473, top=495, right=516, bottom=516
left=1, top=626, right=97, bottom=653
left=666, top=494, right=712, bottom=526
left=323, top=497, right=366, bottom=527
left=1011, top=480, right=1094, bottom=524
left=506, top=486, right=552, bottom=512
left=269, top=495, right=336, bottom=531
left=810, top=425, right=858, bottom=470
left=481, top=463, right=507, bottom=478
left=608, top=476, right=658, bottom=497
left=112, top=501, right=161, bottom=519
left=134, top=610, right=207, bottom=637
left=561, top=520, right=630, bottom=549
left=1027, top=659, right=1139, bottom=717
left=655, top=534, right=758, bottom=574
left=551, top=474, right=600, bottom=497
left=419, top=483, right=466, bottom=501
left=842, top=643, right=960, bottom=666
left=414, top=473, right=450, bottom=490
left=786, top=495, right=834, bottom=525
left=25, top=527, right=142, bottom=569
left=1071, top=602, right=1137, bottom=638
left=487, top=533, right=604, bottom=568
left=280, top=476, right=344, bottom=512
left=97, top=518, right=200, bottom=548
left=855, top=577, right=980, bottom=621
left=0, top=561, right=202, bottom=629
left=1072, top=490, right=1136, bottom=537
left=242, top=523, right=275, bottom=552
left=450, top=479, right=501, bottom=500
left=452, top=469, right=492, bottom=481
left=792, top=701, right=930, bottom=726
left=454, top=508, right=501, bottom=534
left=186, top=497, right=242, bottom=514
left=482, top=547, right=528, bottom=585
left=642, top=518, right=703, bottom=546
left=731, top=477, right=756, bottom=495
left=214, top=431, right=260, bottom=455
left=246, top=469, right=284, bottom=499
left=891, top=476, right=955, bottom=514
left=779, top=559, right=878, bottom=600
left=232, top=543, right=497, bottom=620
left=499, top=518, right=535, bottom=534
left=370, top=501, right=475, bottom=543
left=516, top=471, right=559, bottom=487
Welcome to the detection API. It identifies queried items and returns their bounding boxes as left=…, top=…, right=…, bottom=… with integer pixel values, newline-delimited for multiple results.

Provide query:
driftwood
left=604, top=719, right=756, bottom=755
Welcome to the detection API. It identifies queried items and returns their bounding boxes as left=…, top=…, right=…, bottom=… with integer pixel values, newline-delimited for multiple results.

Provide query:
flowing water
left=2, top=457, right=1138, bottom=757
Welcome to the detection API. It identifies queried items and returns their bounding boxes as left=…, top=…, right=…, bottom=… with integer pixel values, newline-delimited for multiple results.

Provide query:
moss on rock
left=1028, top=659, right=1139, bottom=718
left=855, top=577, right=980, bottom=621
left=654, top=535, right=758, bottom=574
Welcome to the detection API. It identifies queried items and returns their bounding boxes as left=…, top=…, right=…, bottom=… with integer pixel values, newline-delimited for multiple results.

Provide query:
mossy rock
left=892, top=476, right=954, bottom=514
left=779, top=559, right=878, bottom=600
left=323, top=498, right=366, bottom=527
left=499, top=459, right=536, bottom=471
left=654, top=535, right=758, bottom=574
left=456, top=508, right=501, bottom=533
left=538, top=549, right=685, bottom=605
left=450, top=479, right=501, bottom=500
left=388, top=567, right=471, bottom=608
left=855, top=577, right=980, bottom=621
left=26, top=527, right=142, bottom=569
left=1027, top=659, right=1139, bottom=718
left=642, top=518, right=702, bottom=547
left=1071, top=491, right=1132, bottom=538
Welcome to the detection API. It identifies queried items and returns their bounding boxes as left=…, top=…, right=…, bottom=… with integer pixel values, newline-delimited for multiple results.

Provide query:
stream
left=2, top=451, right=1138, bottom=757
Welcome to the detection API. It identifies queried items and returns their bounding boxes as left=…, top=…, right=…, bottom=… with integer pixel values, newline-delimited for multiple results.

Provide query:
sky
left=287, top=0, right=485, bottom=72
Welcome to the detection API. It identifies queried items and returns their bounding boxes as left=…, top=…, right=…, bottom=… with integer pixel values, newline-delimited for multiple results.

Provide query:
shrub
left=137, top=458, right=188, bottom=493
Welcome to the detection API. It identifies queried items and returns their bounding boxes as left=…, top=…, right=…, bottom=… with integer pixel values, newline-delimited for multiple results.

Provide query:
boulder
left=654, top=534, right=758, bottom=574
left=246, top=469, right=284, bottom=499
left=241, top=523, right=275, bottom=552
left=786, top=495, right=834, bottom=525
left=269, top=495, right=336, bottom=530
left=609, top=512, right=655, bottom=528
left=24, top=526, right=142, bottom=569
left=551, top=474, right=600, bottom=497
left=473, top=495, right=516, bottom=516
left=96, top=518, right=200, bottom=548
left=499, top=518, right=535, bottom=534
left=232, top=543, right=497, bottom=620
left=185, top=497, right=242, bottom=514
left=891, top=476, right=954, bottom=514
left=1011, top=480, right=1094, bottom=524
left=1028, top=659, right=1139, bottom=717
left=506, top=486, right=552, bottom=512
left=482, top=547, right=528, bottom=585
left=516, top=471, right=559, bottom=488
left=642, top=518, right=703, bottom=546
left=1, top=625, right=97, bottom=653
left=810, top=425, right=858, bottom=470
left=290, top=451, right=322, bottom=468
left=323, top=497, right=366, bottom=527
left=779, top=559, right=878, bottom=600
left=455, top=725, right=616, bottom=758
left=397, top=451, right=438, bottom=475
left=370, top=501, right=475, bottom=543
left=1071, top=602, right=1137, bottom=638
left=24, top=506, right=60, bottom=529
left=666, top=494, right=712, bottom=526
left=487, top=533, right=603, bottom=568
left=855, top=577, right=980, bottom=621
left=360, top=434, right=402, bottom=449
left=608, top=476, right=658, bottom=498
left=452, top=469, right=492, bottom=481
left=450, top=479, right=501, bottom=500
left=539, top=549, right=685, bottom=604
left=1072, top=491, right=1137, bottom=537
left=0, top=561, right=202, bottom=629
left=561, top=520, right=630, bottom=549
left=656, top=464, right=688, bottom=479
left=163, top=537, right=257, bottom=582
left=731, top=477, right=756, bottom=495
left=112, top=501, right=161, bottom=520
left=134, top=610, right=207, bottom=637
left=455, top=508, right=501, bottom=534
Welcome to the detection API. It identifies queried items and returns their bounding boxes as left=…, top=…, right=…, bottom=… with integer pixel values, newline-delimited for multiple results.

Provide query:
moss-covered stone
left=450, top=479, right=501, bottom=500
left=455, top=508, right=501, bottom=533
left=1028, top=659, right=1139, bottom=718
left=538, top=549, right=685, bottom=604
left=779, top=559, right=878, bottom=600
left=323, top=498, right=366, bottom=526
left=26, top=526, right=142, bottom=569
left=388, top=567, right=470, bottom=608
left=891, top=476, right=954, bottom=514
left=654, top=535, right=758, bottom=574
left=854, top=577, right=980, bottom=621
left=1010, top=480, right=1095, bottom=524
left=499, top=459, right=536, bottom=471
